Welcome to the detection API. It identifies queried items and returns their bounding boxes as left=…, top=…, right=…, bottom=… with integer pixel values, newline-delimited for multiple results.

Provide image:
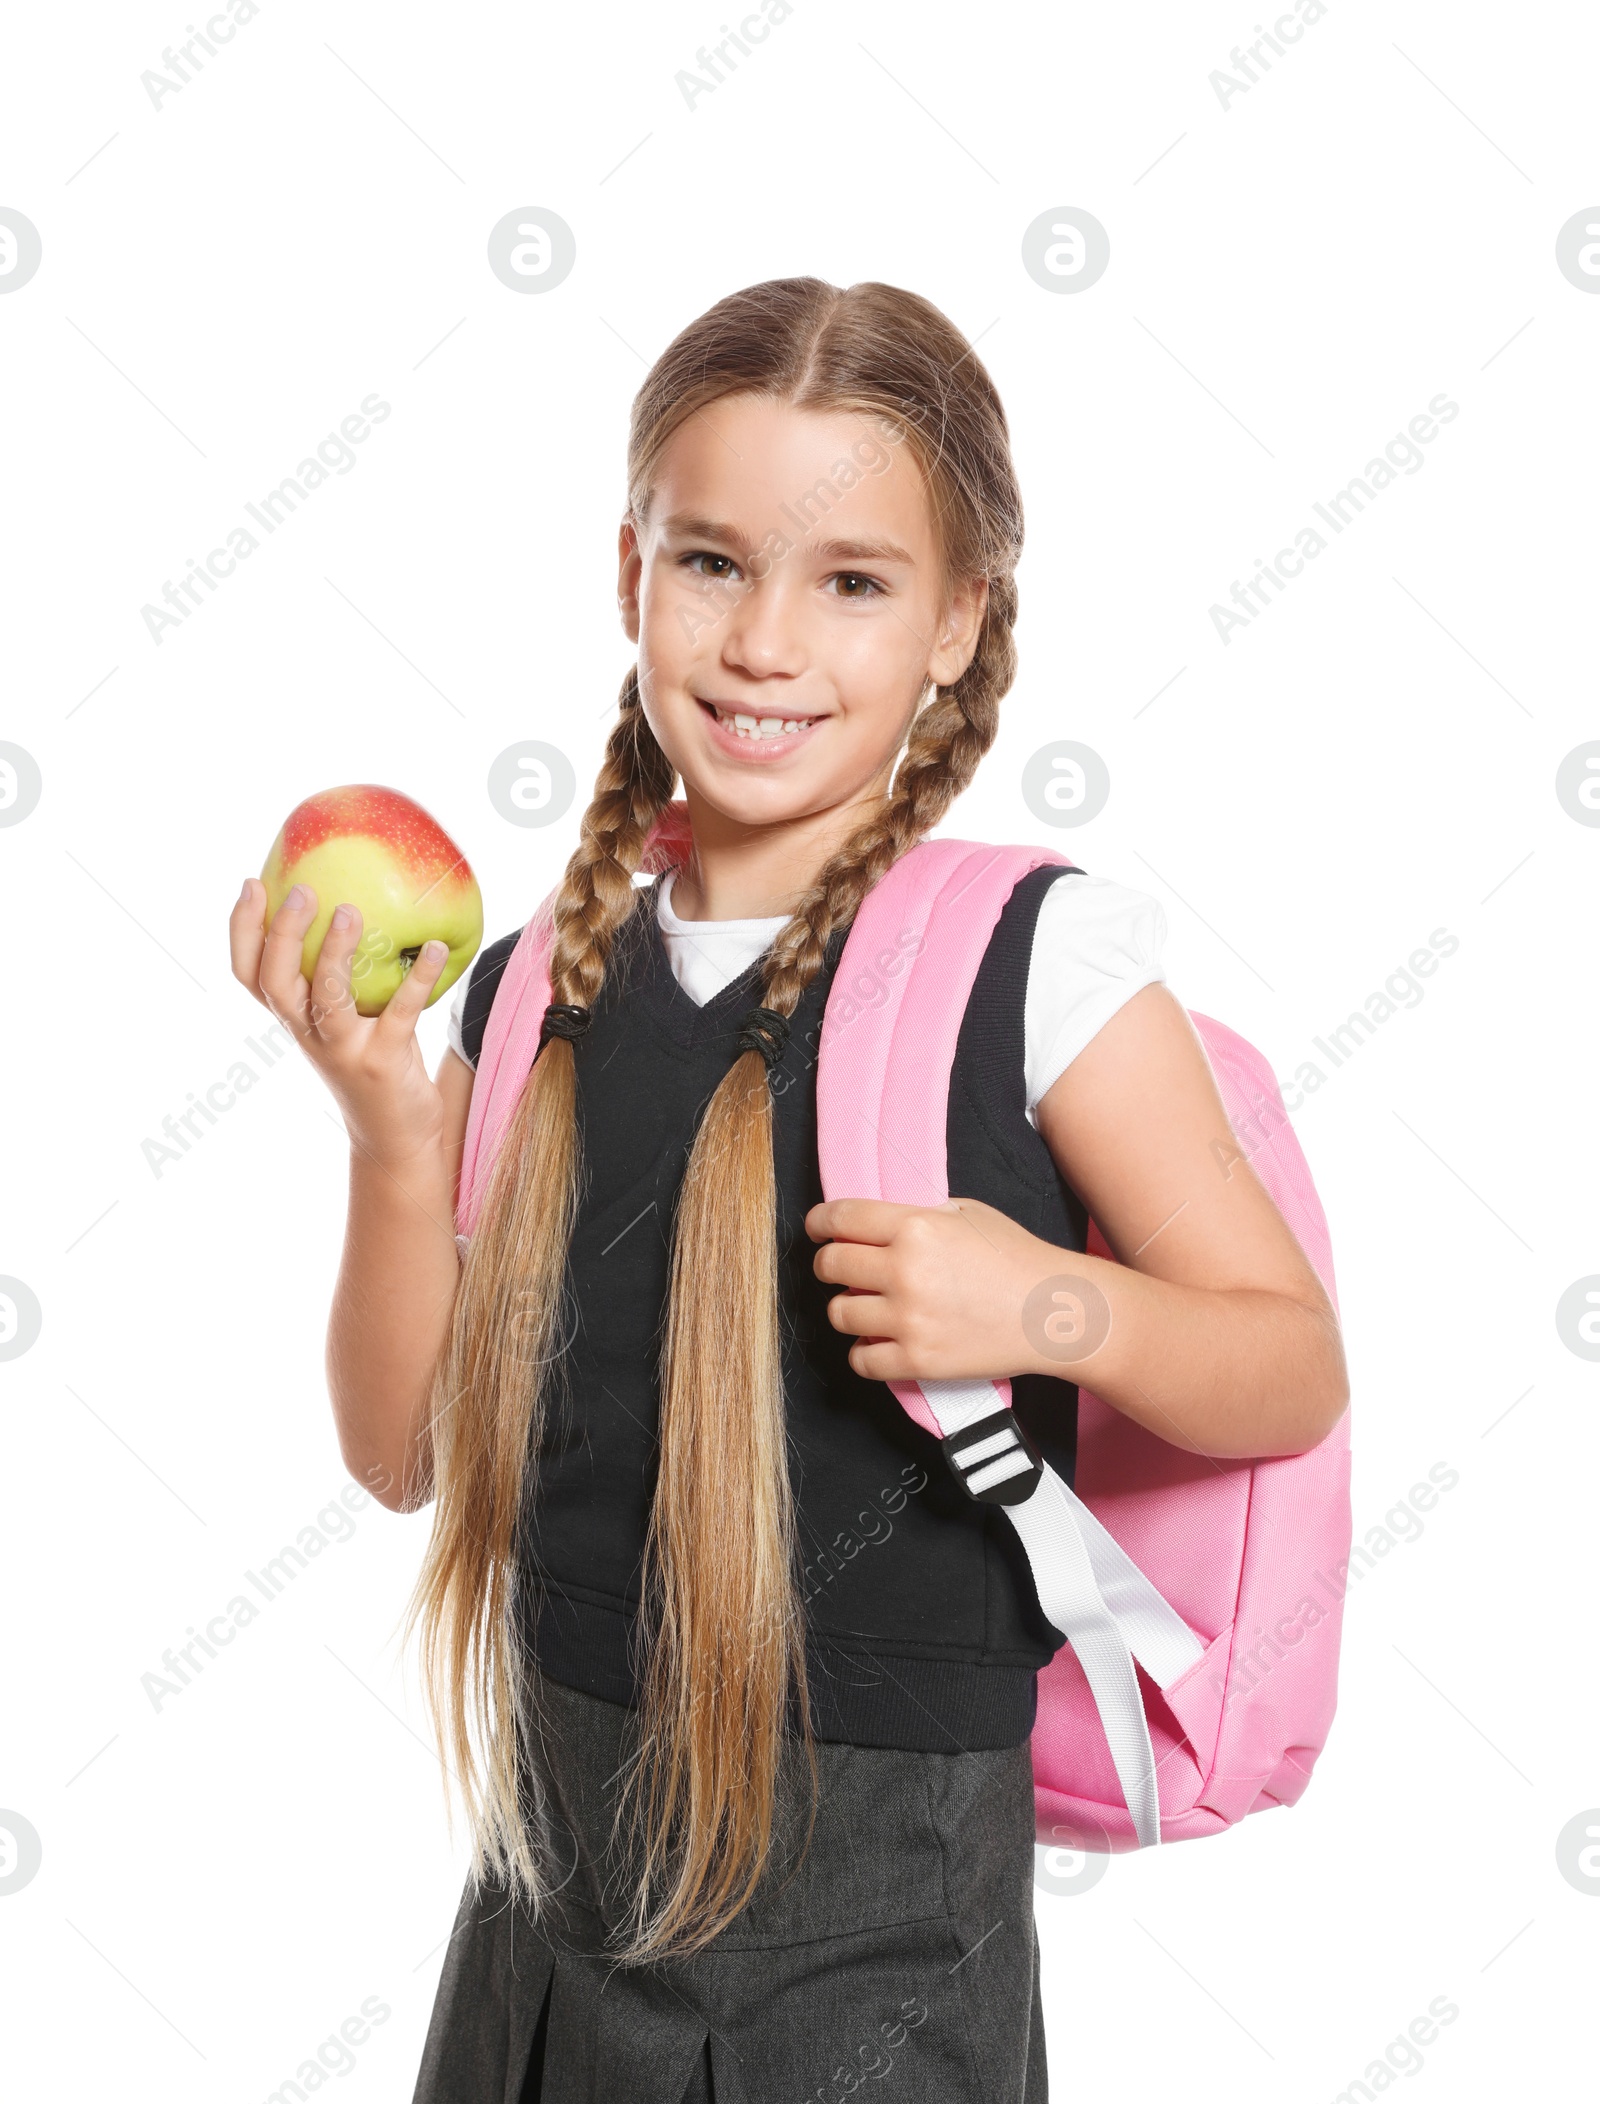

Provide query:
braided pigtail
left=402, top=667, right=674, bottom=1910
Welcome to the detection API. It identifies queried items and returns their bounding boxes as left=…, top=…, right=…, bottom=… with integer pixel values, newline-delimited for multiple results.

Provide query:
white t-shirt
left=447, top=867, right=1167, bottom=1126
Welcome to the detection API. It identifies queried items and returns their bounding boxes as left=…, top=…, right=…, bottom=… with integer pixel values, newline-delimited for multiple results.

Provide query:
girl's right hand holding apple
left=229, top=877, right=454, bottom=1174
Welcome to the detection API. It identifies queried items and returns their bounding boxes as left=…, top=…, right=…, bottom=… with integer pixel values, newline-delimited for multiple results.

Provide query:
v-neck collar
left=635, top=875, right=776, bottom=1047
left=625, top=874, right=857, bottom=1054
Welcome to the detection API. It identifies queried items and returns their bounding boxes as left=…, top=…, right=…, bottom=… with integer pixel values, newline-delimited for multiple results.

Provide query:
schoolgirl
left=230, top=275, right=1347, bottom=2102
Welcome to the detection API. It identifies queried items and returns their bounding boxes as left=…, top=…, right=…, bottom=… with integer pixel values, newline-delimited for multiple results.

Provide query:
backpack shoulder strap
left=817, top=837, right=1077, bottom=1196
left=455, top=889, right=558, bottom=1238
left=815, top=834, right=1074, bottom=1236
left=457, top=929, right=525, bottom=1071
left=815, top=836, right=1072, bottom=1450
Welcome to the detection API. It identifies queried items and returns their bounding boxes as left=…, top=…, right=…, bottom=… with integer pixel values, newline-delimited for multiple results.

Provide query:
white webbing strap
left=1049, top=1472, right=1205, bottom=1690
left=918, top=1378, right=1205, bottom=1848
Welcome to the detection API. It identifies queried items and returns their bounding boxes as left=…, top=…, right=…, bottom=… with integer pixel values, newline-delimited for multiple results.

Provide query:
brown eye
left=833, top=572, right=883, bottom=599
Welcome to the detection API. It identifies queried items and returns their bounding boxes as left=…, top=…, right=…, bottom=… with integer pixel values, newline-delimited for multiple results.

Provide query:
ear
left=617, top=515, right=642, bottom=645
left=926, top=574, right=989, bottom=690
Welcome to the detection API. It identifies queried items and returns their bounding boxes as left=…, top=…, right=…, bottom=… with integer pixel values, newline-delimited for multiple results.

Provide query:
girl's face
left=618, top=394, right=987, bottom=834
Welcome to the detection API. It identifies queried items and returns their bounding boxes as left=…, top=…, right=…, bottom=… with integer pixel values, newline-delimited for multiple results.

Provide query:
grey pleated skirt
left=411, top=1667, right=1047, bottom=2103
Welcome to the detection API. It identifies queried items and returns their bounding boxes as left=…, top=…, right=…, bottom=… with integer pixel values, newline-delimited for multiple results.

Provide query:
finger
left=804, top=1198, right=911, bottom=1246
left=825, top=1290, right=895, bottom=1338
left=257, top=882, right=321, bottom=1037
left=303, top=901, right=368, bottom=1046
left=847, top=1339, right=910, bottom=1383
left=371, top=936, right=454, bottom=1046
left=228, top=877, right=272, bottom=1008
left=812, top=1239, right=892, bottom=1292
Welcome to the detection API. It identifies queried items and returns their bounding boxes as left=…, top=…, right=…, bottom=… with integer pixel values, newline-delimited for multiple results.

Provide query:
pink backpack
left=457, top=820, right=1351, bottom=1854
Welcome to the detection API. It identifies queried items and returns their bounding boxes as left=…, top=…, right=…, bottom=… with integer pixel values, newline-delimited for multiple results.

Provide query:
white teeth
left=712, top=704, right=814, bottom=740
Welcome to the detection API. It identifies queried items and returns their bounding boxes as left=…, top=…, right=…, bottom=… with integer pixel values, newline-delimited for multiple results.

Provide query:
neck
left=667, top=780, right=894, bottom=922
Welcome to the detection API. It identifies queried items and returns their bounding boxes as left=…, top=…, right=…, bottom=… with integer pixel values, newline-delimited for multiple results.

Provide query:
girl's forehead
left=646, top=395, right=934, bottom=555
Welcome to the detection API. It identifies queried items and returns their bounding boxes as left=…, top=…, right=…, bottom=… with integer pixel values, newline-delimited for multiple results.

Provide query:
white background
left=2, top=1, right=1595, bottom=2096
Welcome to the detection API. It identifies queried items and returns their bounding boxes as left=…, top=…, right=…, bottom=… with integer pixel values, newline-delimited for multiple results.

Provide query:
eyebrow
left=658, top=512, right=916, bottom=568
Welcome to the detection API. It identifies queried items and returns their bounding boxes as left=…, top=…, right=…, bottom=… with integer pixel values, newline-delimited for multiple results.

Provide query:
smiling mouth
left=698, top=697, right=817, bottom=741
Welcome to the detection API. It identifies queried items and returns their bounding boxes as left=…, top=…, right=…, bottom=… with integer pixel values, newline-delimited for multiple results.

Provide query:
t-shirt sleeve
left=1023, top=871, right=1168, bottom=1120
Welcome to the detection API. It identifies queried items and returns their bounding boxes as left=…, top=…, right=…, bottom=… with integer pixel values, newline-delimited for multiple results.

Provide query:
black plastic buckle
left=939, top=1406, right=1045, bottom=1507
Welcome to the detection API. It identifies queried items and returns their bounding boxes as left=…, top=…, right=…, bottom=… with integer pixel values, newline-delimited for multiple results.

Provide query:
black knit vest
left=458, top=864, right=1088, bottom=1753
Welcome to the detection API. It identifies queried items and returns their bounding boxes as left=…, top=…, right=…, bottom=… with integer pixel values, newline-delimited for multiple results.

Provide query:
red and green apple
left=259, top=784, right=483, bottom=1016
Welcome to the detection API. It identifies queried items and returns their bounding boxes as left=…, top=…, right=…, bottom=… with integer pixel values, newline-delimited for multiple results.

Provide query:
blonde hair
left=402, top=276, right=1025, bottom=1962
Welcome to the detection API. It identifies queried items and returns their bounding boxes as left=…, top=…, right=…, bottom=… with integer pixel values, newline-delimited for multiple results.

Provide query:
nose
left=717, top=567, right=809, bottom=681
